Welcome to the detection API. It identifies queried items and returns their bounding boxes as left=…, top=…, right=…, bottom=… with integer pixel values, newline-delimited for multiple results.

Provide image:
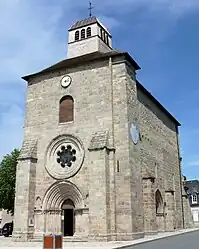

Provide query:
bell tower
left=67, top=16, right=113, bottom=58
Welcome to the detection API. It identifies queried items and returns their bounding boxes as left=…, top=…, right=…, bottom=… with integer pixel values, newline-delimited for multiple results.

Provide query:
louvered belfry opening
left=86, top=27, right=91, bottom=37
left=59, top=96, right=74, bottom=123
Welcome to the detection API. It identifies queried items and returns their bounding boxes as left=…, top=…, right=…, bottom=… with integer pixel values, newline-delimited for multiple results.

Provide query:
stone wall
left=125, top=61, right=183, bottom=233
left=13, top=53, right=185, bottom=242
left=136, top=81, right=183, bottom=231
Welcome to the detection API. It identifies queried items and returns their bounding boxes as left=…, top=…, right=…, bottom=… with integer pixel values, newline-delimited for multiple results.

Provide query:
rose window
left=57, top=145, right=76, bottom=168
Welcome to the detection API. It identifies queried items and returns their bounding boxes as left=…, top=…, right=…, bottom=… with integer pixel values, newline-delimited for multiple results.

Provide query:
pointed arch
left=42, top=181, right=84, bottom=211
left=155, top=189, right=163, bottom=214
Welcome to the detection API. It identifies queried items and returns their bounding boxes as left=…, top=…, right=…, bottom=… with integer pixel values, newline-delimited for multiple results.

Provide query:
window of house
left=192, top=194, right=197, bottom=204
left=81, top=29, right=85, bottom=39
left=59, top=96, right=74, bottom=123
left=87, top=27, right=91, bottom=37
left=75, top=30, right=79, bottom=41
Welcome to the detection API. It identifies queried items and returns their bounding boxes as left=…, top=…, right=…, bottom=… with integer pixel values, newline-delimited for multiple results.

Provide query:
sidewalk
left=0, top=228, right=198, bottom=249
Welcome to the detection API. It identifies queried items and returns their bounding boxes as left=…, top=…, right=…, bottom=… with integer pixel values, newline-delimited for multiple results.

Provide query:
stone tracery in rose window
left=57, top=145, right=76, bottom=168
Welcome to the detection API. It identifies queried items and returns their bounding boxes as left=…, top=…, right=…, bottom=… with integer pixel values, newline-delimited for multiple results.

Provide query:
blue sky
left=0, top=0, right=199, bottom=179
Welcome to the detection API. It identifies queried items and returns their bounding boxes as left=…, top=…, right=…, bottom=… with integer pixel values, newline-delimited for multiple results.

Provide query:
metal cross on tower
left=88, top=1, right=94, bottom=17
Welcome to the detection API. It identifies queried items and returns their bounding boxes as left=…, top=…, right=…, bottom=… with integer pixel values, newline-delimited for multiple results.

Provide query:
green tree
left=0, top=149, right=20, bottom=215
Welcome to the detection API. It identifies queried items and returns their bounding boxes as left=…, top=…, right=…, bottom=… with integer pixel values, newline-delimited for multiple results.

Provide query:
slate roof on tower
left=68, top=16, right=111, bottom=36
left=69, top=16, right=98, bottom=31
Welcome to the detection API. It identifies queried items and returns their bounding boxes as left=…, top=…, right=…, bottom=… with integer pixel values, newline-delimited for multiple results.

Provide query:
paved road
left=129, top=231, right=199, bottom=249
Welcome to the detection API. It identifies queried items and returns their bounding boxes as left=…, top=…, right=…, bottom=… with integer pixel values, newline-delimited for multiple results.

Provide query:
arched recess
left=155, top=189, right=164, bottom=214
left=42, top=181, right=84, bottom=211
left=35, top=196, right=42, bottom=210
left=59, top=95, right=74, bottom=123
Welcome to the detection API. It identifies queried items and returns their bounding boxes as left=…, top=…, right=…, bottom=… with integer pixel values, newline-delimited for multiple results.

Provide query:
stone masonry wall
left=125, top=65, right=144, bottom=234
left=136, top=83, right=183, bottom=230
left=21, top=60, right=116, bottom=240
left=14, top=53, right=184, bottom=241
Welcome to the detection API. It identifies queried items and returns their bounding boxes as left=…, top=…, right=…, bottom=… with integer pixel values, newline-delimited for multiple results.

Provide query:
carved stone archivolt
left=45, top=134, right=85, bottom=179
left=42, top=181, right=85, bottom=211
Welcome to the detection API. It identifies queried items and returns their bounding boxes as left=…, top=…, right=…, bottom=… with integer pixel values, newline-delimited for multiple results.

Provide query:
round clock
left=61, top=75, right=72, bottom=88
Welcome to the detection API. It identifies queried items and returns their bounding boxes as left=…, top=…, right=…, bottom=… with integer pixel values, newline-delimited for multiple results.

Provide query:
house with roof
left=185, top=180, right=199, bottom=223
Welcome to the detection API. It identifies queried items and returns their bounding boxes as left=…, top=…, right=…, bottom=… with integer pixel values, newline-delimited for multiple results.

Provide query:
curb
left=113, top=228, right=199, bottom=249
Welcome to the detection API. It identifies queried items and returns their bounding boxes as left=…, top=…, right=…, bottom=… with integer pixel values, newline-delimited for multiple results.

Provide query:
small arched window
left=59, top=96, right=74, bottom=123
left=103, top=31, right=106, bottom=42
left=81, top=29, right=85, bottom=39
left=106, top=34, right=109, bottom=46
left=87, top=27, right=91, bottom=37
left=75, top=30, right=79, bottom=41
left=100, top=28, right=103, bottom=38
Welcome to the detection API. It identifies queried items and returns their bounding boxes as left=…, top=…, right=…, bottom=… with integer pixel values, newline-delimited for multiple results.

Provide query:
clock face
left=61, top=75, right=72, bottom=88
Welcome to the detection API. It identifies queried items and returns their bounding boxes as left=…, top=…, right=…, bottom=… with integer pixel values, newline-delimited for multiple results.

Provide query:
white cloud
left=0, top=0, right=67, bottom=160
left=1, top=0, right=199, bottom=161
left=0, top=0, right=67, bottom=84
left=0, top=104, right=24, bottom=161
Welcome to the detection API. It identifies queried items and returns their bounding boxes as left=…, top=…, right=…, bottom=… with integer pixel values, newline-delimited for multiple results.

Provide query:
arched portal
left=61, top=199, right=75, bottom=236
left=42, top=181, right=84, bottom=236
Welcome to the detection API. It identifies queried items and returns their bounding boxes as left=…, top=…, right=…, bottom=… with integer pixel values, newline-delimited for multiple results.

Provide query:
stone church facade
left=12, top=16, right=192, bottom=242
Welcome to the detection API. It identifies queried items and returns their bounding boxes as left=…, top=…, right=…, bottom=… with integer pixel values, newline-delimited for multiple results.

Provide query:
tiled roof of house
left=186, top=180, right=199, bottom=194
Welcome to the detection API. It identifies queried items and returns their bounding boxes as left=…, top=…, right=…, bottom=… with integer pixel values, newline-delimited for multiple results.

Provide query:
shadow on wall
left=136, top=81, right=178, bottom=133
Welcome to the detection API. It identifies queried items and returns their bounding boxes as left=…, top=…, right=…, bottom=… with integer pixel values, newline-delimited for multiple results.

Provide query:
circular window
left=45, top=134, right=84, bottom=179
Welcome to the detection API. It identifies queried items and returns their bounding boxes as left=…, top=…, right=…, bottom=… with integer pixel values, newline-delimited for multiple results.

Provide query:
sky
left=0, top=0, right=199, bottom=179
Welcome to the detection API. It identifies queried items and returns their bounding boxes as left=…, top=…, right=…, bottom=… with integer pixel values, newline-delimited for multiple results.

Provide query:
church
left=12, top=16, right=193, bottom=242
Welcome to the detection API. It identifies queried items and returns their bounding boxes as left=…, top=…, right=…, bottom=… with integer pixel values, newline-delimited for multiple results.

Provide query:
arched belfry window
left=75, top=31, right=79, bottom=41
left=100, top=28, right=103, bottom=38
left=87, top=27, right=91, bottom=37
left=81, top=29, right=85, bottom=39
left=103, top=31, right=106, bottom=42
left=106, top=34, right=109, bottom=46
left=59, top=96, right=74, bottom=123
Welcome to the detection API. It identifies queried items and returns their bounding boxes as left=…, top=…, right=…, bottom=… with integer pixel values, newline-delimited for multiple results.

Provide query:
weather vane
left=88, top=1, right=94, bottom=17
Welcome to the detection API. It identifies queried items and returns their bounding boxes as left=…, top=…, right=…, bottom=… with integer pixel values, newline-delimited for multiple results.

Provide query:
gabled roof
left=136, top=81, right=181, bottom=126
left=21, top=50, right=180, bottom=126
left=69, top=16, right=98, bottom=31
left=22, top=50, right=140, bottom=81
